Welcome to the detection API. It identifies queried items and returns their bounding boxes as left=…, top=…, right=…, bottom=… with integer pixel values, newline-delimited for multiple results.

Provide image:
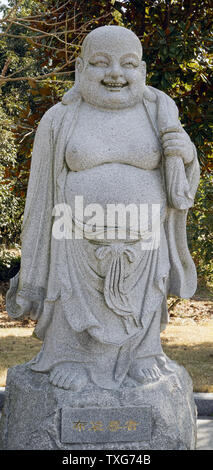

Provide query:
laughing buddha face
left=76, top=26, right=146, bottom=110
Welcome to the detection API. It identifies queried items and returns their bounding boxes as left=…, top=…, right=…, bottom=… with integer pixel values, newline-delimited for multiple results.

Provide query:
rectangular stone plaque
left=61, top=406, right=151, bottom=444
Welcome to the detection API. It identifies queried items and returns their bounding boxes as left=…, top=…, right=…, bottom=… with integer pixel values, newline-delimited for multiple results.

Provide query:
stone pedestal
left=0, top=357, right=197, bottom=450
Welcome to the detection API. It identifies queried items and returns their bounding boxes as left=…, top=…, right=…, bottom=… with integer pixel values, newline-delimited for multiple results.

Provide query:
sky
left=0, top=0, right=9, bottom=19
left=0, top=0, right=8, bottom=8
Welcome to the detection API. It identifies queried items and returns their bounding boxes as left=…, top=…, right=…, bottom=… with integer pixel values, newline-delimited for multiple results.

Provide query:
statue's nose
left=108, top=62, right=123, bottom=80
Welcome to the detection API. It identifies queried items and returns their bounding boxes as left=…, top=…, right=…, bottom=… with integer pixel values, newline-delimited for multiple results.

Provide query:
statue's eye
left=122, top=62, right=137, bottom=69
left=89, top=61, right=108, bottom=67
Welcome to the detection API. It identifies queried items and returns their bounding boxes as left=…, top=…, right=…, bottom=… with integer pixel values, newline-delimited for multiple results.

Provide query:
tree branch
left=0, top=69, right=75, bottom=84
left=168, top=298, right=181, bottom=312
left=1, top=57, right=11, bottom=77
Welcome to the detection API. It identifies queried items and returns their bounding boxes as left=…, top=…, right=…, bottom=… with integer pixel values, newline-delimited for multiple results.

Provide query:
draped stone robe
left=6, top=85, right=200, bottom=389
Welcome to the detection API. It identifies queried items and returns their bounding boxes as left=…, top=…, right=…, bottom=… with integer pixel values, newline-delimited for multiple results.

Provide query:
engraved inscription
left=61, top=406, right=152, bottom=444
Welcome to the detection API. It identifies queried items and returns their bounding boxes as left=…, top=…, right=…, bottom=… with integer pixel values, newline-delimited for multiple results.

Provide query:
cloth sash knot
left=95, top=243, right=140, bottom=333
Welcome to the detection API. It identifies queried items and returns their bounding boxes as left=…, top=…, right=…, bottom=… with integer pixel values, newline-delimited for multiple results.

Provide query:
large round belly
left=65, top=163, right=167, bottom=240
left=66, top=163, right=166, bottom=206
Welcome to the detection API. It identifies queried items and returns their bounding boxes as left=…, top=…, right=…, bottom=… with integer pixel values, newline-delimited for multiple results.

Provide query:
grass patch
left=0, top=328, right=41, bottom=387
left=161, top=320, right=213, bottom=392
left=0, top=322, right=212, bottom=391
left=0, top=281, right=212, bottom=391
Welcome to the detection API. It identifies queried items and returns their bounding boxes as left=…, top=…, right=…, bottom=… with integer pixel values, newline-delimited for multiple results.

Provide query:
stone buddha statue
left=6, top=25, right=200, bottom=393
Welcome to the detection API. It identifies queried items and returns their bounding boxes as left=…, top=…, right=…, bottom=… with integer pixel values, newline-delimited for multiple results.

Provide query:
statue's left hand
left=161, top=127, right=194, bottom=164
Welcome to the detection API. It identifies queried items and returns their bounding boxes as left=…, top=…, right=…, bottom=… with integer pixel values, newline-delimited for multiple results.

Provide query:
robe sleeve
left=6, top=105, right=59, bottom=320
left=157, top=91, right=200, bottom=298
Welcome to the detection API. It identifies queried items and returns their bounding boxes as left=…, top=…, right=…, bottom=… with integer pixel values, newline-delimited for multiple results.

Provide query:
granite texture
left=1, top=390, right=212, bottom=417
left=61, top=406, right=152, bottom=444
left=0, top=393, right=5, bottom=416
left=5, top=25, right=200, bottom=392
left=194, top=394, right=213, bottom=417
left=0, top=358, right=197, bottom=450
left=1, top=25, right=200, bottom=450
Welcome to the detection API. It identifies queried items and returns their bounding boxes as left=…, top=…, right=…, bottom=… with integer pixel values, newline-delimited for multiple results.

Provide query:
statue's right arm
left=6, top=103, right=63, bottom=320
left=6, top=272, right=42, bottom=320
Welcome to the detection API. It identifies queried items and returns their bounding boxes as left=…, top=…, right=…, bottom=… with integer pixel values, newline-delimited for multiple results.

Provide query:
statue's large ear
left=141, top=60, right=146, bottom=85
left=62, top=57, right=83, bottom=104
left=75, top=57, right=84, bottom=83
left=141, top=60, right=156, bottom=102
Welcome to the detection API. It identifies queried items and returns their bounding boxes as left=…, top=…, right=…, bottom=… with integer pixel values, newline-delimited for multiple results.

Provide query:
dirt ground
left=0, top=281, right=213, bottom=391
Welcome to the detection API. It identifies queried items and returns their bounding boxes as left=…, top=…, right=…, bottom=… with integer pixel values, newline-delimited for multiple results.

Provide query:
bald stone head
left=76, top=25, right=146, bottom=109
left=81, top=26, right=143, bottom=61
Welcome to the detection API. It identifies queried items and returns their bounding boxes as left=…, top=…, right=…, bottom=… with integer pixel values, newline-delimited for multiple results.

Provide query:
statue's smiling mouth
left=101, top=80, right=128, bottom=91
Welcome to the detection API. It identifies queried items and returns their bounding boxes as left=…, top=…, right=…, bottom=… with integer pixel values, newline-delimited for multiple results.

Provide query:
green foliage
left=187, top=174, right=213, bottom=283
left=0, top=0, right=119, bottom=195
left=0, top=249, right=21, bottom=281
left=0, top=183, right=25, bottom=246
left=0, top=107, right=25, bottom=246
left=0, top=0, right=212, bottom=283
left=120, top=0, right=212, bottom=172
left=0, top=107, right=16, bottom=165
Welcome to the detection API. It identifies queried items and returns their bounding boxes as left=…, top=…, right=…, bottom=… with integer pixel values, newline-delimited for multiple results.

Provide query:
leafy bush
left=0, top=249, right=21, bottom=282
left=0, top=107, right=24, bottom=245
left=187, top=174, right=213, bottom=284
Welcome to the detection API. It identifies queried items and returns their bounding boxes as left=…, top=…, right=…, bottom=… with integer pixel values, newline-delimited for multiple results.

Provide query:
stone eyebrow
left=89, top=53, right=110, bottom=60
left=120, top=53, right=140, bottom=62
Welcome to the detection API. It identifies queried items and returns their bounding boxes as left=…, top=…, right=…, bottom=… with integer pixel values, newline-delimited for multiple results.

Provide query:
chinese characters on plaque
left=73, top=419, right=140, bottom=432
left=61, top=407, right=152, bottom=444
